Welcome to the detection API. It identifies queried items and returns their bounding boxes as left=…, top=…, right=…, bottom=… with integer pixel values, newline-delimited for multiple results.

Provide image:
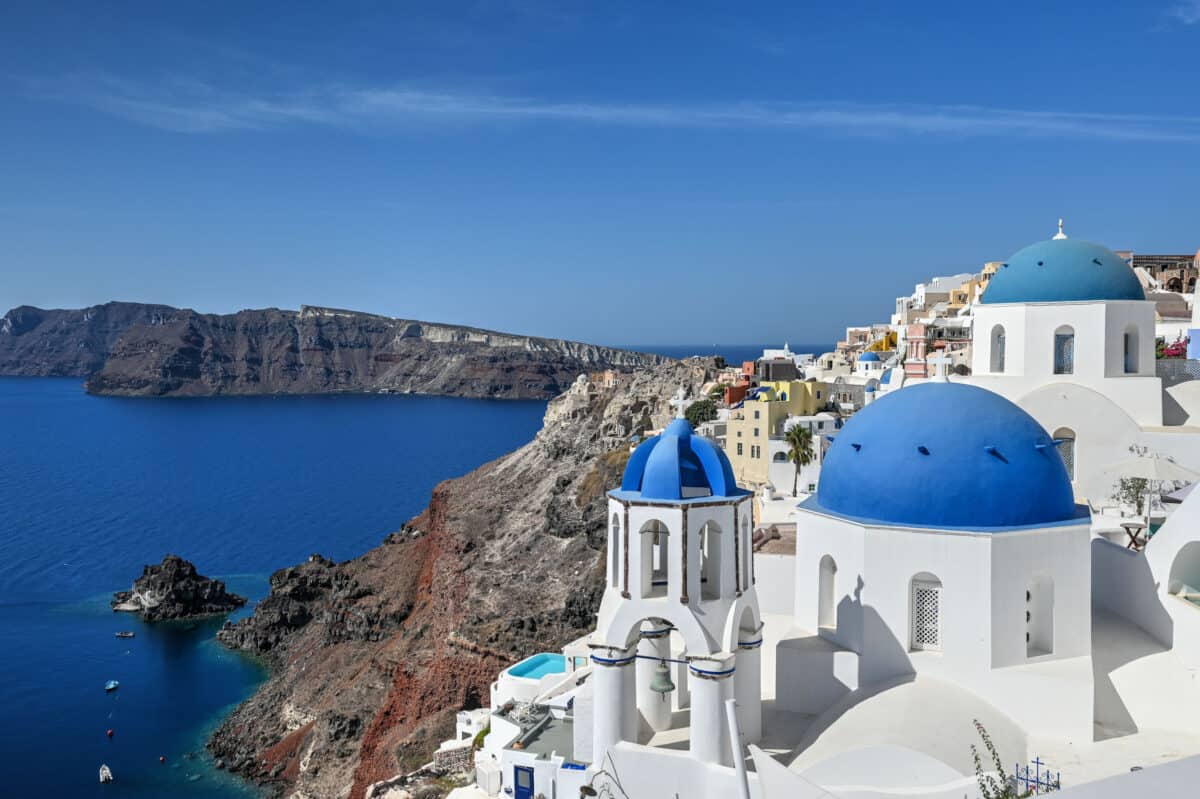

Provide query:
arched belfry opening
left=639, top=519, right=670, bottom=599
left=699, top=520, right=723, bottom=600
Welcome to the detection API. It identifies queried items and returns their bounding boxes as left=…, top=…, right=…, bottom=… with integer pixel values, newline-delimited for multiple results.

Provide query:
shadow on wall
left=1090, top=538, right=1175, bottom=742
left=1091, top=539, right=1173, bottom=648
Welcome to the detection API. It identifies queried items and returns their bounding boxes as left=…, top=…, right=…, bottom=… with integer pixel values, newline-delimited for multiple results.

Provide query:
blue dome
left=982, top=238, right=1144, bottom=304
left=858, top=351, right=880, bottom=362
left=619, top=418, right=741, bottom=501
left=815, top=383, right=1077, bottom=529
left=864, top=385, right=876, bottom=393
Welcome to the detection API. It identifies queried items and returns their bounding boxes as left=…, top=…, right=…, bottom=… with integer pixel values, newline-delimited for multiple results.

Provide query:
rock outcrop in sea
left=0, top=301, right=668, bottom=400
left=207, top=358, right=719, bottom=799
left=112, top=554, right=247, bottom=621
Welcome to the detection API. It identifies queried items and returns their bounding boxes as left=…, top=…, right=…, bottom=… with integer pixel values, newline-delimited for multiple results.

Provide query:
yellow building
left=723, top=379, right=827, bottom=487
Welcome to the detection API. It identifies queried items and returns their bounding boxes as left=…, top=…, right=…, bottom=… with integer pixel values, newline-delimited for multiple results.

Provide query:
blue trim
left=608, top=488, right=751, bottom=504
left=798, top=494, right=1090, bottom=533
left=737, top=638, right=764, bottom=648
left=688, top=664, right=736, bottom=677
left=591, top=652, right=636, bottom=666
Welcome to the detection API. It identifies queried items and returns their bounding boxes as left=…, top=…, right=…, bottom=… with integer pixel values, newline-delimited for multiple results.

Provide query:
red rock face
left=208, top=359, right=717, bottom=798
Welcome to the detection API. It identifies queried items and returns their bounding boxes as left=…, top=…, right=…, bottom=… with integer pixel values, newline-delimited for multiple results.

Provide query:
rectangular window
left=753, top=427, right=759, bottom=437
left=1053, top=333, right=1074, bottom=375
left=816, top=390, right=822, bottom=399
left=910, top=580, right=942, bottom=651
left=736, top=443, right=743, bottom=455
left=754, top=410, right=760, bottom=419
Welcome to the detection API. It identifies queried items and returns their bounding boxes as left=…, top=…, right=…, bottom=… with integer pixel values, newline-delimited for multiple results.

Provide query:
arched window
left=990, top=324, right=1006, bottom=373
left=639, top=519, right=669, bottom=599
left=910, top=572, right=942, bottom=652
left=1123, top=326, right=1139, bottom=374
left=1053, top=427, right=1076, bottom=481
left=818, top=555, right=837, bottom=631
left=772, top=451, right=788, bottom=462
left=700, top=521, right=723, bottom=600
left=1027, top=575, right=1054, bottom=657
left=610, top=514, right=621, bottom=588
left=1053, top=326, right=1075, bottom=375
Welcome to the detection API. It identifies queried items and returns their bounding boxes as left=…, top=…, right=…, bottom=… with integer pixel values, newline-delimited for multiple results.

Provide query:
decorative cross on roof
left=1053, top=218, right=1067, bottom=240
left=927, top=352, right=952, bottom=381
left=669, top=385, right=689, bottom=419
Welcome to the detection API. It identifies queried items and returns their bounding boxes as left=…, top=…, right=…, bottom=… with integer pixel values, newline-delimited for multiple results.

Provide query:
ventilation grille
left=911, top=580, right=942, bottom=651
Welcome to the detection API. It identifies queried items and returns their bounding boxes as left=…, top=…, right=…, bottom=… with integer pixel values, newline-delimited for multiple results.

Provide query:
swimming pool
left=508, top=652, right=567, bottom=680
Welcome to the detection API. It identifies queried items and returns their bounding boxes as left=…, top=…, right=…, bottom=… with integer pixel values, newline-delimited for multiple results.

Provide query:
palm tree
left=785, top=424, right=816, bottom=497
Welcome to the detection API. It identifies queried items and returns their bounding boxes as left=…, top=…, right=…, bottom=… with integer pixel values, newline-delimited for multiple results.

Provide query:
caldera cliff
left=0, top=302, right=667, bottom=400
left=208, top=358, right=718, bottom=798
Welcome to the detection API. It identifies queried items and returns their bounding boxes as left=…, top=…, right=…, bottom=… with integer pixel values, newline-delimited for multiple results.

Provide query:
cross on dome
left=1053, top=218, right=1067, bottom=240
left=668, top=385, right=689, bottom=419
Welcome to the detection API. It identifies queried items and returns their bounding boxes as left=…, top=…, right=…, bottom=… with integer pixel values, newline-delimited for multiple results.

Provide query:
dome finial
left=1053, top=218, right=1067, bottom=240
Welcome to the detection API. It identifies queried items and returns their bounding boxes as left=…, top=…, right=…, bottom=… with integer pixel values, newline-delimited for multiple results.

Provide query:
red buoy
left=106, top=729, right=114, bottom=738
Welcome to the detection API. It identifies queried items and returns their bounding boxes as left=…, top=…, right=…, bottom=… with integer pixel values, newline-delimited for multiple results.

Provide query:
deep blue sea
left=0, top=378, right=547, bottom=799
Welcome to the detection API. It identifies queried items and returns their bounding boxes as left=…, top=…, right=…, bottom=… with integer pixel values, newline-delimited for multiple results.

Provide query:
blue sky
left=2, top=1, right=1199, bottom=346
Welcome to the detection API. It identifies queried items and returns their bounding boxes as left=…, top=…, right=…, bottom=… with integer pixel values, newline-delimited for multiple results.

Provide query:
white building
left=459, top=375, right=1200, bottom=799
left=960, top=225, right=1200, bottom=495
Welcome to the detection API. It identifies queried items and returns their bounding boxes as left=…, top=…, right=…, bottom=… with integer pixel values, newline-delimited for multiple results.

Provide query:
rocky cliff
left=0, top=302, right=667, bottom=400
left=0, top=302, right=181, bottom=376
left=208, top=358, right=718, bottom=799
left=112, top=554, right=247, bottom=621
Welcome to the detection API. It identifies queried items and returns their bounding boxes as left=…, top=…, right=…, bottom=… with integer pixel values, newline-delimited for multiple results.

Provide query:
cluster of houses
left=414, top=224, right=1200, bottom=799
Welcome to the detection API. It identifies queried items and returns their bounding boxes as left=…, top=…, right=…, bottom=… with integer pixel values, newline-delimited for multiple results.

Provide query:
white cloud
left=19, top=71, right=1200, bottom=143
left=1168, top=0, right=1200, bottom=24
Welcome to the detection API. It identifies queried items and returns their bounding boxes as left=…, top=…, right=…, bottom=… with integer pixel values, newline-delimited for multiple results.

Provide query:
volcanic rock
left=112, top=554, right=247, bottom=621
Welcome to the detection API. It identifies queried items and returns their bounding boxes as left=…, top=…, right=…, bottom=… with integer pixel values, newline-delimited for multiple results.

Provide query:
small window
left=1053, top=326, right=1074, bottom=375
left=754, top=427, right=759, bottom=437
left=754, top=410, right=760, bottom=420
left=990, top=324, right=1006, bottom=373
left=910, top=575, right=942, bottom=652
left=1123, top=327, right=1139, bottom=374
left=817, top=390, right=822, bottom=399
left=736, top=443, right=743, bottom=456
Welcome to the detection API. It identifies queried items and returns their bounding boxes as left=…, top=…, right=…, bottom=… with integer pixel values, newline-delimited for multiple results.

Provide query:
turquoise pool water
left=508, top=653, right=567, bottom=680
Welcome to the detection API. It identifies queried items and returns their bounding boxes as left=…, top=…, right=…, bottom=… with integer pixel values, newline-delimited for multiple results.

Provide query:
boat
left=99, top=764, right=113, bottom=783
left=114, top=631, right=135, bottom=639
left=104, top=680, right=119, bottom=692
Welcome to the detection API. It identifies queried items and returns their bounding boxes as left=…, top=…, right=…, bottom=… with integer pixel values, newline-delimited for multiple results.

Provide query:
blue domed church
left=783, top=380, right=1096, bottom=741
left=965, top=223, right=1163, bottom=490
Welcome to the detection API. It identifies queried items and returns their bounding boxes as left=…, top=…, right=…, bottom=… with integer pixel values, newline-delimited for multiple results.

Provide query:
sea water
left=0, top=378, right=546, bottom=798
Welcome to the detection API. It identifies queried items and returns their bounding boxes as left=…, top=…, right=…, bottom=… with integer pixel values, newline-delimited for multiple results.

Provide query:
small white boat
left=115, top=631, right=135, bottom=639
left=99, top=764, right=114, bottom=783
left=104, top=680, right=119, bottom=692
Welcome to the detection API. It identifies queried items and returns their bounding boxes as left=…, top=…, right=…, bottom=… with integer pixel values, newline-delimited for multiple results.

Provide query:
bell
left=649, top=660, right=675, bottom=696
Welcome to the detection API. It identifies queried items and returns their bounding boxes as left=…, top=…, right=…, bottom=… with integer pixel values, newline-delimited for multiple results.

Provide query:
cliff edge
left=207, top=358, right=719, bottom=798
left=0, top=302, right=667, bottom=400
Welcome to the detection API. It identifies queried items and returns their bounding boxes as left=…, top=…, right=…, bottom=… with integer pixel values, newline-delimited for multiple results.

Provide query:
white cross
left=927, top=352, right=952, bottom=381
left=1053, top=218, right=1067, bottom=240
left=668, top=385, right=689, bottom=419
